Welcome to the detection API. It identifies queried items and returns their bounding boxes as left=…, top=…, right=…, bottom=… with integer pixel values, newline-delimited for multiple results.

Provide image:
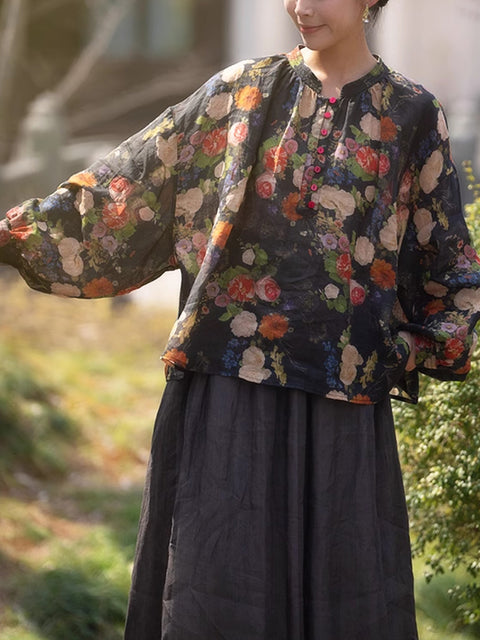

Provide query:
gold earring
left=362, top=5, right=370, bottom=23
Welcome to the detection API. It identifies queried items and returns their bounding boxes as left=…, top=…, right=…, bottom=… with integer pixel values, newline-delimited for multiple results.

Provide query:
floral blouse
left=1, top=46, right=480, bottom=404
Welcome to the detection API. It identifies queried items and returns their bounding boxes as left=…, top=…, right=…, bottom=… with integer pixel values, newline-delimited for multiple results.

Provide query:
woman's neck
left=301, top=39, right=377, bottom=98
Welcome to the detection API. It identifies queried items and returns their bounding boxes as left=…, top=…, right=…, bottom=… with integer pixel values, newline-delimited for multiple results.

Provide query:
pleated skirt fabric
left=124, top=371, right=418, bottom=640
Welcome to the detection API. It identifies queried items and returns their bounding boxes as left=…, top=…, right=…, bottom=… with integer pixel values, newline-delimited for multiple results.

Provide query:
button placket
left=299, top=96, right=339, bottom=216
left=307, top=97, right=337, bottom=209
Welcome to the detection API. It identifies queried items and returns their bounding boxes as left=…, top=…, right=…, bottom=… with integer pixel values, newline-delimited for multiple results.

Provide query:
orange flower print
left=264, top=146, right=288, bottom=174
left=370, top=259, right=396, bottom=289
left=444, top=337, right=464, bottom=360
left=212, top=220, right=233, bottom=249
left=202, top=127, right=228, bottom=157
left=235, top=86, right=263, bottom=111
left=102, top=202, right=129, bottom=229
left=336, top=253, right=352, bottom=281
left=424, top=299, right=446, bottom=316
left=282, top=192, right=302, bottom=221
left=259, top=314, right=289, bottom=340
left=109, top=176, right=136, bottom=202
left=380, top=117, right=398, bottom=142
left=356, top=146, right=379, bottom=175
left=10, top=225, right=33, bottom=241
left=351, top=394, right=372, bottom=405
left=163, top=348, right=188, bottom=368
left=82, top=277, right=115, bottom=298
left=69, top=171, right=97, bottom=188
left=227, top=274, right=256, bottom=302
left=454, top=362, right=471, bottom=376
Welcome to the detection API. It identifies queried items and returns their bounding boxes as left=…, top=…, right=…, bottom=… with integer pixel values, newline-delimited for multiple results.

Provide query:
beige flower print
left=58, top=237, right=84, bottom=277
left=206, top=93, right=234, bottom=120
left=221, top=62, right=246, bottom=83
left=75, top=189, right=94, bottom=216
left=239, top=346, right=271, bottom=383
left=360, top=113, right=381, bottom=141
left=414, top=208, right=436, bottom=245
left=369, top=84, right=382, bottom=111
left=242, top=248, right=255, bottom=265
left=175, top=187, right=204, bottom=221
left=379, top=215, right=398, bottom=252
left=340, top=344, right=364, bottom=386
left=326, top=390, right=349, bottom=401
left=454, top=288, right=480, bottom=313
left=437, top=109, right=449, bottom=142
left=138, top=207, right=155, bottom=222
left=317, top=185, right=356, bottom=221
left=298, top=86, right=317, bottom=119
left=51, top=282, right=81, bottom=297
left=424, top=281, right=449, bottom=298
left=354, top=236, right=375, bottom=266
left=419, top=149, right=443, bottom=194
left=324, top=284, right=340, bottom=299
left=230, top=311, right=258, bottom=338
left=156, top=133, right=178, bottom=167
left=225, top=177, right=249, bottom=213
left=365, top=185, right=376, bottom=203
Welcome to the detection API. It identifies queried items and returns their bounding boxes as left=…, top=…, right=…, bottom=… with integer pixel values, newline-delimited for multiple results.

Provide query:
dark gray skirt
left=124, top=371, right=418, bottom=640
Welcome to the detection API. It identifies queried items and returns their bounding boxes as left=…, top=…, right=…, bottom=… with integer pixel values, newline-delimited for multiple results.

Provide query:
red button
left=317, top=146, right=325, bottom=154
left=311, top=184, right=318, bottom=192
left=314, top=166, right=322, bottom=173
left=308, top=201, right=315, bottom=209
left=324, top=112, right=332, bottom=119
left=329, top=97, right=337, bottom=104
left=321, top=128, right=328, bottom=136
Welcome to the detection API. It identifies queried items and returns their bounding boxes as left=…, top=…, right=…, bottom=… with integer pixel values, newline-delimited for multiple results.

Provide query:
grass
left=0, top=270, right=176, bottom=639
left=0, top=269, right=479, bottom=639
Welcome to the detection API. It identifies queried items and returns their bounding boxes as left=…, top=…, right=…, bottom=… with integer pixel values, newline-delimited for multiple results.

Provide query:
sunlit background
left=1, top=2, right=480, bottom=639
left=0, top=0, right=478, bottom=306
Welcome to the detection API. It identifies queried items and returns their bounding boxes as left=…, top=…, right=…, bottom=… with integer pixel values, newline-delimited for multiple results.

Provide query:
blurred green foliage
left=0, top=343, right=75, bottom=485
left=20, top=530, right=130, bottom=640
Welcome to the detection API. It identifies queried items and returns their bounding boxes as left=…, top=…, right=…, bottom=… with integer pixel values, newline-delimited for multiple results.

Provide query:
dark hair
left=370, top=0, right=389, bottom=21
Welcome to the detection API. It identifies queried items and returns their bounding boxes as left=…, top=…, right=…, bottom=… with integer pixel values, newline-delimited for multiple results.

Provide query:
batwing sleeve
left=396, top=99, right=480, bottom=390
left=0, top=107, right=178, bottom=298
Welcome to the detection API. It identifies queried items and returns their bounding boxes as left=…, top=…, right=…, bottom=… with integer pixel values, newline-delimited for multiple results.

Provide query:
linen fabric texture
left=1, top=47, right=480, bottom=403
left=124, top=371, right=418, bottom=640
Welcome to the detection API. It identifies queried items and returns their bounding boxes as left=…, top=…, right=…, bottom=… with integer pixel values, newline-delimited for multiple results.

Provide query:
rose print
left=336, top=253, right=352, bottom=281
left=356, top=146, right=379, bottom=175
left=228, top=122, right=249, bottom=146
left=350, top=281, right=366, bottom=306
left=256, top=172, right=276, bottom=199
left=255, top=276, right=281, bottom=302
left=444, top=338, right=464, bottom=360
left=264, top=146, right=288, bottom=174
left=228, top=274, right=256, bottom=302
left=109, top=176, right=136, bottom=202
left=202, top=128, right=228, bottom=157
left=102, top=202, right=129, bottom=229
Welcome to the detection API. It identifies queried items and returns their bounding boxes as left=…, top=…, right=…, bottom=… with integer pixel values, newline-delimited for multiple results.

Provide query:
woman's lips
left=298, top=24, right=323, bottom=34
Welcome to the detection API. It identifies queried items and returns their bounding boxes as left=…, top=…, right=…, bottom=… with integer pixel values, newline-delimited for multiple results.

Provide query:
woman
left=1, top=0, right=480, bottom=638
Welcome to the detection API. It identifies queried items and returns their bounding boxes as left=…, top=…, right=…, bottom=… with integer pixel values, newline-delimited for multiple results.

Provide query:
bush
left=395, top=164, right=480, bottom=631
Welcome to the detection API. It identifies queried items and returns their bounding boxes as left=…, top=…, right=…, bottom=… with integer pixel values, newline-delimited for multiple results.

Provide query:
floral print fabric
left=1, top=46, right=480, bottom=404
